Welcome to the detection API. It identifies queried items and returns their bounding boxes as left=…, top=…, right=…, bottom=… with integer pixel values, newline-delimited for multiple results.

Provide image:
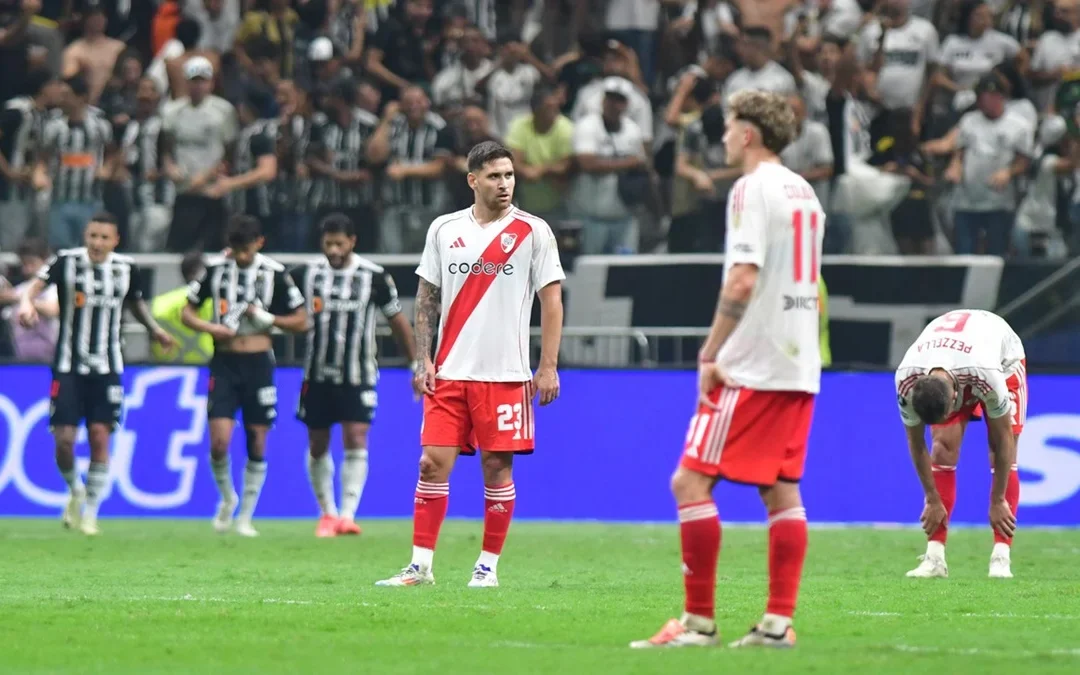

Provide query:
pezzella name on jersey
left=447, top=259, right=515, bottom=276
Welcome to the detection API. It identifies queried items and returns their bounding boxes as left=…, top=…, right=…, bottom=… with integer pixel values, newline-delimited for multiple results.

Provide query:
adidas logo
left=487, top=503, right=508, bottom=513
left=449, top=237, right=466, bottom=249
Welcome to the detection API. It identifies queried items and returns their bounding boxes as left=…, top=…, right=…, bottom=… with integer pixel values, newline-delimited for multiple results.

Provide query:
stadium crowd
left=0, top=0, right=1078, bottom=267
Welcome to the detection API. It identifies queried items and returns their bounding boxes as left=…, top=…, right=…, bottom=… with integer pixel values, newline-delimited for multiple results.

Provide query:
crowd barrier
left=1, top=366, right=1077, bottom=526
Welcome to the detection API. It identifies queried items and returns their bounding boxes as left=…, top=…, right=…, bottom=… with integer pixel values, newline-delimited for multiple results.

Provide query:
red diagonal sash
left=435, top=218, right=533, bottom=369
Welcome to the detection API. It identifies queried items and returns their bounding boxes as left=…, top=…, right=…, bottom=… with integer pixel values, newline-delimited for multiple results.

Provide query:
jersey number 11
left=792, top=210, right=820, bottom=284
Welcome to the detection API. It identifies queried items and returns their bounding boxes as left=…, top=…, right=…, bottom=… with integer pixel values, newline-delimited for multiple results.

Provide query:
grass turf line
left=0, top=519, right=1077, bottom=674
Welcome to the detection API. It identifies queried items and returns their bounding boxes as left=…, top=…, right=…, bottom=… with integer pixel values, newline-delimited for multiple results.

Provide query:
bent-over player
left=292, top=213, right=421, bottom=537
left=376, top=141, right=565, bottom=588
left=182, top=215, right=307, bottom=536
left=17, top=212, right=174, bottom=535
left=631, top=91, right=821, bottom=649
left=896, top=309, right=1025, bottom=579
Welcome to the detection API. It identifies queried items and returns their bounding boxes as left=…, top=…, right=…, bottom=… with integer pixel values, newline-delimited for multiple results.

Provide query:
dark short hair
left=467, top=141, right=513, bottom=173
left=26, top=69, right=54, bottom=99
left=911, top=376, right=951, bottom=424
left=320, top=212, right=355, bottom=237
left=176, top=18, right=202, bottom=50
left=530, top=83, right=557, bottom=111
left=180, top=251, right=204, bottom=282
left=16, top=237, right=49, bottom=260
left=226, top=214, right=263, bottom=247
left=89, top=211, right=118, bottom=227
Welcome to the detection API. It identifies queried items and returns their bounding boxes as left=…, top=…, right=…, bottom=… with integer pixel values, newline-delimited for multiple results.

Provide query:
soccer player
left=631, top=91, right=822, bottom=649
left=895, top=309, right=1025, bottom=579
left=181, top=215, right=308, bottom=537
left=16, top=212, right=175, bottom=535
left=292, top=213, right=422, bottom=537
left=375, top=140, right=565, bottom=588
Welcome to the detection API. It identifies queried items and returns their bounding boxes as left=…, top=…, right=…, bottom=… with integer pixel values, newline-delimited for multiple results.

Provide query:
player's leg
left=336, top=385, right=376, bottom=535
left=307, top=427, right=340, bottom=537
left=298, top=380, right=340, bottom=536
left=232, top=353, right=278, bottom=537
left=989, top=364, right=1025, bottom=578
left=630, top=390, right=730, bottom=648
left=336, top=421, right=371, bottom=535
left=79, top=375, right=124, bottom=535
left=50, top=374, right=84, bottom=529
left=235, top=424, right=270, bottom=537
left=376, top=382, right=467, bottom=586
left=467, top=382, right=534, bottom=588
left=907, top=420, right=965, bottom=578
left=207, top=357, right=241, bottom=532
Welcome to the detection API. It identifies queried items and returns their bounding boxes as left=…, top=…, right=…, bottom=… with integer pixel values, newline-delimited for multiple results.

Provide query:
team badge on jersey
left=500, top=233, right=517, bottom=253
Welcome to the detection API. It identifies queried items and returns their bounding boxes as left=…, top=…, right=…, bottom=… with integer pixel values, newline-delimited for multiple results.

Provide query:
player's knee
left=418, top=452, right=450, bottom=482
left=53, top=429, right=76, bottom=456
left=209, top=435, right=231, bottom=460
left=481, top=453, right=512, bottom=485
left=87, top=426, right=111, bottom=461
left=930, top=437, right=959, bottom=466
left=244, top=427, right=267, bottom=462
left=341, top=424, right=369, bottom=450
left=308, top=431, right=331, bottom=457
left=760, top=481, right=802, bottom=513
left=670, top=467, right=711, bottom=503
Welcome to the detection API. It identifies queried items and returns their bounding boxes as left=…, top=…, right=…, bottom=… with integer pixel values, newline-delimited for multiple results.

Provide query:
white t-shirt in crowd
left=723, top=61, right=798, bottom=101
left=416, top=206, right=565, bottom=382
left=935, top=30, right=1021, bottom=90
left=569, top=113, right=647, bottom=220
left=1030, top=29, right=1080, bottom=111
left=953, top=109, right=1034, bottom=212
left=486, top=63, right=542, bottom=138
left=781, top=120, right=834, bottom=208
left=605, top=0, right=661, bottom=31
left=858, top=16, right=940, bottom=110
left=432, top=59, right=495, bottom=108
left=571, top=77, right=654, bottom=142
left=716, top=161, right=824, bottom=394
left=895, top=310, right=1025, bottom=427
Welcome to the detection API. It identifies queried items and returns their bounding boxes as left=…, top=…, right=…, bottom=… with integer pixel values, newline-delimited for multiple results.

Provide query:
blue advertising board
left=0, top=366, right=1078, bottom=525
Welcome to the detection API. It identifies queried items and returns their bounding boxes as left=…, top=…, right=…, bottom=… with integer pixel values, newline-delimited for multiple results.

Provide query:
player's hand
left=943, top=163, right=962, bottom=184
left=207, top=324, right=236, bottom=341
left=152, top=328, right=176, bottom=350
left=989, top=499, right=1017, bottom=539
left=920, top=499, right=948, bottom=536
left=415, top=359, right=436, bottom=397
left=17, top=298, right=38, bottom=328
left=532, top=367, right=559, bottom=406
left=988, top=168, right=1011, bottom=190
left=697, top=362, right=738, bottom=409
left=409, top=359, right=428, bottom=400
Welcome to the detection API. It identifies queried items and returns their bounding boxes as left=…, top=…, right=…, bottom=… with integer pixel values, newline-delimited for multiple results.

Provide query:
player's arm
left=212, top=131, right=277, bottom=196
left=531, top=224, right=565, bottom=405
left=124, top=264, right=174, bottom=348
left=17, top=255, right=59, bottom=327
left=181, top=267, right=234, bottom=340
left=903, top=422, right=939, bottom=502
left=698, top=262, right=757, bottom=363
left=372, top=270, right=418, bottom=363
left=981, top=376, right=1019, bottom=538
left=414, top=278, right=440, bottom=367
left=253, top=270, right=308, bottom=333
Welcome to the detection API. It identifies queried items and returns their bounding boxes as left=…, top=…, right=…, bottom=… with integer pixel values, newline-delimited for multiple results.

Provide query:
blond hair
left=727, top=90, right=797, bottom=155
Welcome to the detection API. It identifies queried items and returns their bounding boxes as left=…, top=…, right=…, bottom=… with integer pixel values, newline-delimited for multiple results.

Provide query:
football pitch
left=1, top=520, right=1078, bottom=674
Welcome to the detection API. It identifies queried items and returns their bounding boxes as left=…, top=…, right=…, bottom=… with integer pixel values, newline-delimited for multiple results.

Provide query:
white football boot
left=212, top=493, right=239, bottom=533
left=467, top=564, right=499, bottom=588
left=989, top=544, right=1013, bottom=578
left=375, top=564, right=435, bottom=587
left=234, top=520, right=259, bottom=537
left=630, top=617, right=718, bottom=648
left=79, top=513, right=100, bottom=536
left=728, top=623, right=797, bottom=649
left=61, top=487, right=85, bottom=530
left=906, top=549, right=948, bottom=578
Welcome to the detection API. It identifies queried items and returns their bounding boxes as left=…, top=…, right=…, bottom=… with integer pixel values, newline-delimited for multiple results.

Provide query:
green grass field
left=0, top=519, right=1078, bottom=674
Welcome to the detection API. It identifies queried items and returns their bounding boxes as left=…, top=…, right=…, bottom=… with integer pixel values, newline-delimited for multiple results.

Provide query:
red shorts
left=932, top=360, right=1027, bottom=435
left=680, top=386, right=815, bottom=486
left=421, top=380, right=534, bottom=453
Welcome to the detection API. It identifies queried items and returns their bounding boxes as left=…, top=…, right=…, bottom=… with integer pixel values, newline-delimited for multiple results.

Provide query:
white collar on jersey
left=468, top=205, right=517, bottom=229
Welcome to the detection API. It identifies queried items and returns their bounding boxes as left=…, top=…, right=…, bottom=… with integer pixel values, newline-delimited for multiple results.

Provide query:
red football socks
left=929, top=465, right=957, bottom=544
left=413, top=480, right=449, bottom=550
left=766, top=507, right=808, bottom=618
left=678, top=500, right=721, bottom=620
left=482, top=482, right=516, bottom=555
left=993, top=468, right=1020, bottom=545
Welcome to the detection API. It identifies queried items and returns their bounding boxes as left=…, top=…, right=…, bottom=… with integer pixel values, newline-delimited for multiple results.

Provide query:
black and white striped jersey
left=38, top=248, right=143, bottom=375
left=41, top=109, right=113, bottom=204
left=0, top=96, right=44, bottom=201
left=382, top=111, right=454, bottom=209
left=119, top=114, right=174, bottom=209
left=186, top=253, right=305, bottom=338
left=234, top=119, right=278, bottom=218
left=307, top=108, right=378, bottom=210
left=291, top=254, right=402, bottom=386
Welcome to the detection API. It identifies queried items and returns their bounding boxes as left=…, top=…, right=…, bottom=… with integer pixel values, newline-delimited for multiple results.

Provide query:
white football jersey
left=416, top=206, right=565, bottom=382
left=716, top=161, right=825, bottom=394
left=894, top=310, right=1025, bottom=427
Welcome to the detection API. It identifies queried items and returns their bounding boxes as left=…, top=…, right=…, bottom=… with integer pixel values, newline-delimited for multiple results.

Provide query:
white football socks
left=412, top=546, right=434, bottom=570
left=211, top=456, right=236, bottom=501
left=83, top=462, right=108, bottom=519
left=339, top=449, right=368, bottom=520
left=60, top=467, right=83, bottom=493
left=237, top=460, right=267, bottom=522
left=307, top=453, right=338, bottom=517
